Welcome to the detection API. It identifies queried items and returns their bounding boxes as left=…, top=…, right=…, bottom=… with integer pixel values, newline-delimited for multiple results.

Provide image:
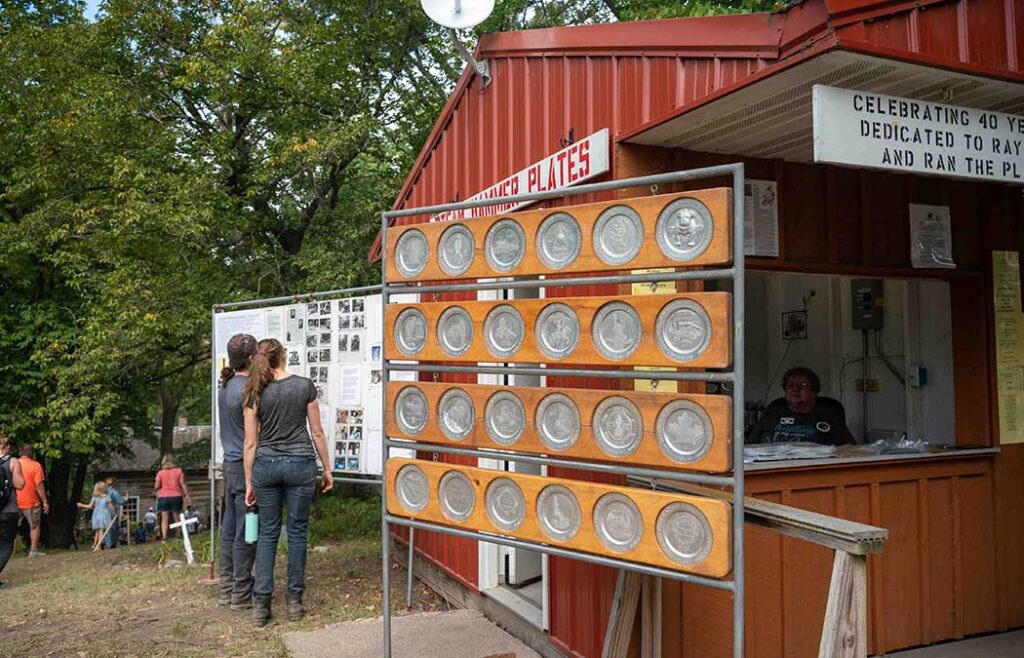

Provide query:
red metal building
left=378, top=1, right=1024, bottom=656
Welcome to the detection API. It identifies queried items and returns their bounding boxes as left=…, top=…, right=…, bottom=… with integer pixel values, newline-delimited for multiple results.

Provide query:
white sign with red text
left=435, top=128, right=610, bottom=222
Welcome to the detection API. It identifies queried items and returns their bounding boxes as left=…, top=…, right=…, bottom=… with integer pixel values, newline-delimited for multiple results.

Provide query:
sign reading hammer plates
left=434, top=128, right=611, bottom=222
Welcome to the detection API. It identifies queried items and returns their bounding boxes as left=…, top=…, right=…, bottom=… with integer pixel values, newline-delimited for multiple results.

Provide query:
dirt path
left=0, top=539, right=442, bottom=658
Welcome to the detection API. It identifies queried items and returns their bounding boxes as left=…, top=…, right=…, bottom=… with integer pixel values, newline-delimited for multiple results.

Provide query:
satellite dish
left=421, top=0, right=495, bottom=29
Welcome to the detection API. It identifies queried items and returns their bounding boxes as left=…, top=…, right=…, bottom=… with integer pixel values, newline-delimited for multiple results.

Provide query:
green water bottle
left=244, top=506, right=258, bottom=543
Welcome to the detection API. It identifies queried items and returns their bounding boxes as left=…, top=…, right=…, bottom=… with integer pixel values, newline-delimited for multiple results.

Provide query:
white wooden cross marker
left=170, top=513, right=199, bottom=564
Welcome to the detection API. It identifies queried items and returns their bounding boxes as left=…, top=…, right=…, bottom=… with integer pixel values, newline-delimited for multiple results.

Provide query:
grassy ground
left=0, top=495, right=443, bottom=658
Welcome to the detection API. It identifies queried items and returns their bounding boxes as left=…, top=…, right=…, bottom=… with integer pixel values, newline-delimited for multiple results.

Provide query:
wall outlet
left=855, top=378, right=880, bottom=392
left=907, top=365, right=927, bottom=388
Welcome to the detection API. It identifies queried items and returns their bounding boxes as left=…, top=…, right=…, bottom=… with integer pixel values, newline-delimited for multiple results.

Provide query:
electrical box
left=851, top=278, right=884, bottom=330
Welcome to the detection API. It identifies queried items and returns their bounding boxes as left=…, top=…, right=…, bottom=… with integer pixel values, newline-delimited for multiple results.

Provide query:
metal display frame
left=381, top=164, right=746, bottom=657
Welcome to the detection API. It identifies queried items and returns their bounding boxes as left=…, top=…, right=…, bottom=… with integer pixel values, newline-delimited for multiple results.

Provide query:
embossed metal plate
left=656, top=502, right=714, bottom=566
left=395, top=229, right=429, bottom=278
left=536, top=212, right=582, bottom=270
left=535, top=303, right=580, bottom=360
left=593, top=493, right=643, bottom=553
left=394, top=308, right=428, bottom=356
left=535, top=393, right=581, bottom=451
left=536, top=485, right=582, bottom=542
left=438, top=470, right=476, bottom=522
left=485, top=477, right=526, bottom=532
left=437, top=306, right=474, bottom=357
left=484, top=219, right=526, bottom=273
left=395, top=386, right=429, bottom=435
left=592, top=396, right=643, bottom=457
left=655, top=400, right=713, bottom=463
left=592, top=301, right=642, bottom=361
left=593, top=205, right=644, bottom=266
left=484, top=391, right=525, bottom=446
left=655, top=198, right=713, bottom=262
left=438, top=388, right=475, bottom=441
left=395, top=464, right=429, bottom=513
left=483, top=304, right=525, bottom=358
left=438, top=224, right=475, bottom=276
left=654, top=299, right=712, bottom=362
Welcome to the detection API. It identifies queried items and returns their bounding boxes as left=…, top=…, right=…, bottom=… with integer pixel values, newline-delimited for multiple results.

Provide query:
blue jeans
left=252, top=455, right=316, bottom=599
left=219, top=460, right=256, bottom=600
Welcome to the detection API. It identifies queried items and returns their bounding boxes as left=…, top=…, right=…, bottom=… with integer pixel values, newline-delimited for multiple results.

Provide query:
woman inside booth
left=747, top=367, right=856, bottom=445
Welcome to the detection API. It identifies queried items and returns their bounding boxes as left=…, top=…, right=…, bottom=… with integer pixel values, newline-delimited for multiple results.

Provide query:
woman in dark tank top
left=0, top=431, right=26, bottom=587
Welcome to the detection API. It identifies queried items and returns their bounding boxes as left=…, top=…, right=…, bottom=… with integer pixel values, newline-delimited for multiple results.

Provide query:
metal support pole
left=389, top=363, right=735, bottom=383
left=380, top=210, right=393, bottom=658
left=405, top=527, right=416, bottom=610
left=732, top=164, right=746, bottom=658
left=209, top=306, right=218, bottom=579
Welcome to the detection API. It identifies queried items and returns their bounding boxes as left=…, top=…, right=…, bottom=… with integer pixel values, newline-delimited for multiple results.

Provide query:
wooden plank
left=383, top=293, right=733, bottom=368
left=818, top=551, right=868, bottom=658
left=602, top=570, right=642, bottom=658
left=384, top=189, right=733, bottom=283
left=641, top=575, right=662, bottom=658
left=385, top=381, right=732, bottom=472
left=386, top=458, right=733, bottom=578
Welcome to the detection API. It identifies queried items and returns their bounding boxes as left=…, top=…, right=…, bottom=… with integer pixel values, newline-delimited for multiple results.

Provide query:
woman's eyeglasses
left=785, top=381, right=811, bottom=392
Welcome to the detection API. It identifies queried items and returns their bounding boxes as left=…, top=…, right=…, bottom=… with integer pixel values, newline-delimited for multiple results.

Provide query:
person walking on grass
left=243, top=338, right=333, bottom=627
left=77, top=481, right=115, bottom=550
left=154, top=454, right=191, bottom=540
left=16, top=445, right=48, bottom=557
left=104, top=477, right=125, bottom=549
left=0, top=432, right=26, bottom=588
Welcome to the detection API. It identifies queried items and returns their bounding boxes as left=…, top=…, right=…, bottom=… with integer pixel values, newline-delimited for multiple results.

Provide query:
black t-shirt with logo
left=747, top=398, right=855, bottom=446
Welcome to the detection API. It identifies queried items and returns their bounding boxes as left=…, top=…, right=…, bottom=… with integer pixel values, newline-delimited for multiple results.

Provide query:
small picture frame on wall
left=782, top=310, right=808, bottom=341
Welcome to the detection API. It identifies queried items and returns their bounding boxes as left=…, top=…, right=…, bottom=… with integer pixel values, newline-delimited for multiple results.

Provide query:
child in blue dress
left=77, top=481, right=114, bottom=550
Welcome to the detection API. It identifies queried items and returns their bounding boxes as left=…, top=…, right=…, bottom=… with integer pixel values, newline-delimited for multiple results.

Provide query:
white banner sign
left=813, top=85, right=1024, bottom=184
left=435, top=128, right=611, bottom=221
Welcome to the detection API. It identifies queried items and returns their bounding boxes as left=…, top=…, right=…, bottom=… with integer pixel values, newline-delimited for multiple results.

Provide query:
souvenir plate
left=394, top=308, right=428, bottom=356
left=592, top=301, right=642, bottom=361
left=655, top=198, right=713, bottom=262
left=485, top=477, right=526, bottom=532
left=437, top=306, right=473, bottom=357
left=593, top=206, right=644, bottom=266
left=535, top=393, right=581, bottom=451
left=592, top=396, right=643, bottom=457
left=438, top=470, right=476, bottom=522
left=395, top=464, right=429, bottom=513
left=438, top=224, right=475, bottom=276
left=395, top=229, right=429, bottom=278
left=395, top=386, right=429, bottom=435
left=484, top=391, right=526, bottom=446
left=438, top=388, right=475, bottom=441
left=654, top=299, right=712, bottom=362
left=593, top=493, right=643, bottom=553
left=485, top=219, right=526, bottom=273
left=536, top=212, right=582, bottom=270
left=655, top=400, right=712, bottom=463
left=655, top=502, right=713, bottom=566
left=483, top=304, right=525, bottom=358
left=535, top=303, right=580, bottom=360
left=536, top=485, right=582, bottom=542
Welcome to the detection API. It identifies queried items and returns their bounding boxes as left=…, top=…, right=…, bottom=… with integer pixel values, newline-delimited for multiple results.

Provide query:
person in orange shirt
left=16, top=445, right=49, bottom=557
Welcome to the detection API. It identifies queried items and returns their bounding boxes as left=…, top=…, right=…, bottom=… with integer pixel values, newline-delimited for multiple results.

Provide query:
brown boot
left=251, top=595, right=272, bottom=627
left=286, top=593, right=306, bottom=622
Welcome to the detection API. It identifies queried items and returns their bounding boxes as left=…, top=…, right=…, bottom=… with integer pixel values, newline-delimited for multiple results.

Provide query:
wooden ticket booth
left=376, top=1, right=1024, bottom=656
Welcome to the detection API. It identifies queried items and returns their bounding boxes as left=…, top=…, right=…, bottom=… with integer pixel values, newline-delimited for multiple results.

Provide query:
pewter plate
left=438, top=470, right=476, bottom=522
left=592, top=301, right=642, bottom=361
left=655, top=198, right=713, bottom=262
left=438, top=388, right=475, bottom=441
left=655, top=502, right=713, bottom=566
left=535, top=393, right=581, bottom=451
left=536, top=212, right=582, bottom=270
left=594, top=493, right=643, bottom=553
left=394, top=308, right=428, bottom=356
left=654, top=299, right=712, bottom=362
left=593, top=206, right=644, bottom=266
left=395, top=464, right=429, bottom=513
left=395, top=386, right=429, bottom=435
left=437, top=306, right=473, bottom=357
left=536, top=485, right=582, bottom=542
left=485, top=477, right=526, bottom=532
left=655, top=400, right=713, bottom=463
left=395, top=229, right=429, bottom=278
left=592, top=396, right=643, bottom=457
left=438, top=224, right=475, bottom=276
left=535, top=303, right=580, bottom=360
left=483, top=304, right=525, bottom=358
left=484, top=391, right=525, bottom=446
left=485, top=219, right=526, bottom=273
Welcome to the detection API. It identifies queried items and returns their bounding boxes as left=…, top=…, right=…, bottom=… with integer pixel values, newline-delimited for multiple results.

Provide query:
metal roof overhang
left=620, top=41, right=1024, bottom=163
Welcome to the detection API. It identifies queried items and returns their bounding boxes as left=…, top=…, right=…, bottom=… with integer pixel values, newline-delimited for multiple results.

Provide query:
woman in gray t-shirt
left=242, top=338, right=333, bottom=626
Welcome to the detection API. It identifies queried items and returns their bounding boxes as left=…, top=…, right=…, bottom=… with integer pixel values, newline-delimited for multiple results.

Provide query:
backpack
left=0, top=455, right=13, bottom=509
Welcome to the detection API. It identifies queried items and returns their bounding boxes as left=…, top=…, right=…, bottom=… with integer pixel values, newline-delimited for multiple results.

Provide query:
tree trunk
left=44, top=457, right=87, bottom=549
left=159, top=381, right=180, bottom=455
